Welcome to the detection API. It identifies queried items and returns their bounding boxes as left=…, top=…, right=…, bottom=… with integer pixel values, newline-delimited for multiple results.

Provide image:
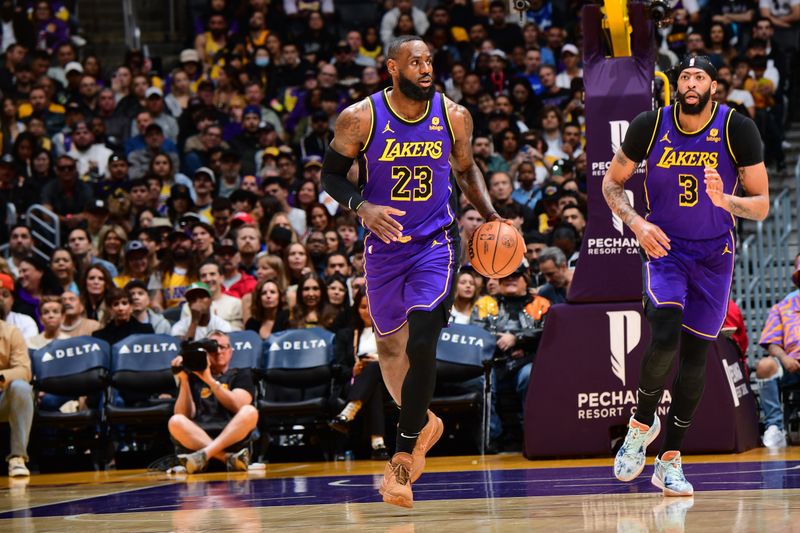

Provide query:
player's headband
left=677, top=55, right=717, bottom=81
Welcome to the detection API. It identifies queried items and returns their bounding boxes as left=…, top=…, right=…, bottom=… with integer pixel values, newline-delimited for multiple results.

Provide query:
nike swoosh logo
left=399, top=432, right=418, bottom=439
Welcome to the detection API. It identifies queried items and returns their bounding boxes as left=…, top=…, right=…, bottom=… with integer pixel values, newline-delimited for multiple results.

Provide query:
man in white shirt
left=171, top=282, right=232, bottom=341
left=66, top=121, right=112, bottom=179
left=380, top=0, right=430, bottom=48
left=555, top=44, right=583, bottom=90
left=181, top=262, right=243, bottom=330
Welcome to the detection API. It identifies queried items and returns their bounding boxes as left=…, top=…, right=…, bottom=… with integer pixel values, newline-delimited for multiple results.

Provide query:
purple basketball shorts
left=364, top=225, right=459, bottom=338
left=643, top=230, right=735, bottom=339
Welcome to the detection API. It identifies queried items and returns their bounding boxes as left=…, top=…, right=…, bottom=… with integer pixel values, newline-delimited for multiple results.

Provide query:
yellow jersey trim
left=381, top=88, right=431, bottom=125
left=724, top=108, right=738, bottom=165
left=644, top=109, right=663, bottom=158
left=673, top=101, right=718, bottom=136
left=360, top=97, right=376, bottom=154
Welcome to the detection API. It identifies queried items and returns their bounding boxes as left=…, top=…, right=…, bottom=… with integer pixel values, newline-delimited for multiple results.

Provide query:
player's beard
left=398, top=71, right=435, bottom=101
left=677, top=88, right=711, bottom=115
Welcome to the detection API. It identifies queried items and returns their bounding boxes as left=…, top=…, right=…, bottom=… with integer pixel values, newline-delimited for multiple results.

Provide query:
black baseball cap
left=124, top=279, right=148, bottom=292
left=215, top=238, right=237, bottom=255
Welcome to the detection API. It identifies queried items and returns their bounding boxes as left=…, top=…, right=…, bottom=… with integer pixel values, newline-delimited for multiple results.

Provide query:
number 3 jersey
left=644, top=102, right=739, bottom=240
left=360, top=89, right=456, bottom=242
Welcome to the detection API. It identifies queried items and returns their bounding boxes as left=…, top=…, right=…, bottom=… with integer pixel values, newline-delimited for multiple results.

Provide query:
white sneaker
left=8, top=456, right=30, bottom=477
left=762, top=425, right=787, bottom=448
left=652, top=451, right=693, bottom=496
left=614, top=415, right=661, bottom=482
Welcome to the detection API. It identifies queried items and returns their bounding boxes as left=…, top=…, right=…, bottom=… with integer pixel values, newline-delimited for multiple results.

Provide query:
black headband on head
left=677, top=55, right=717, bottom=81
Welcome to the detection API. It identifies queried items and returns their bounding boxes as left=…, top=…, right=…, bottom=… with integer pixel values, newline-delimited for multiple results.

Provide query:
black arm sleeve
left=727, top=111, right=763, bottom=167
left=321, top=148, right=364, bottom=211
left=620, top=110, right=660, bottom=163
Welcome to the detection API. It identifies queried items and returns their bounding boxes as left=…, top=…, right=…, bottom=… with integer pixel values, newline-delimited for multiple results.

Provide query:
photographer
left=169, top=331, right=258, bottom=474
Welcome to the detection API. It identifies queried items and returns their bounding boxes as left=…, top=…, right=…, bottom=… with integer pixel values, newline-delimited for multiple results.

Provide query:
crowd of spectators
left=0, top=0, right=797, bottom=473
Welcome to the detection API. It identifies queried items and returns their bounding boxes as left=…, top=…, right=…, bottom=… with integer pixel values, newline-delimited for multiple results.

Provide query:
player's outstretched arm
left=602, top=149, right=671, bottom=258
left=445, top=98, right=500, bottom=222
left=322, top=99, right=405, bottom=244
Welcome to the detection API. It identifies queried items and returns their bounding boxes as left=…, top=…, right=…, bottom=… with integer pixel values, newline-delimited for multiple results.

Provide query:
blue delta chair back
left=31, top=336, right=111, bottom=396
left=106, top=334, right=180, bottom=426
left=259, top=327, right=336, bottom=416
left=432, top=324, right=497, bottom=454
left=110, top=334, right=180, bottom=395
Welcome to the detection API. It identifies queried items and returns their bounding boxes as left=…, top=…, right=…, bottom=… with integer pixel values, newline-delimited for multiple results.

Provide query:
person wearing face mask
left=92, top=288, right=154, bottom=346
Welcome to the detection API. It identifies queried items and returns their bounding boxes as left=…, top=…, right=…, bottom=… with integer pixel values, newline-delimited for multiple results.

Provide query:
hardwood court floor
left=1, top=448, right=799, bottom=532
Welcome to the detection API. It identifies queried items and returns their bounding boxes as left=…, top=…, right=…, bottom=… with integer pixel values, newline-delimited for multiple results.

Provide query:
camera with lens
left=645, top=0, right=672, bottom=23
left=173, top=338, right=219, bottom=374
left=512, top=0, right=531, bottom=11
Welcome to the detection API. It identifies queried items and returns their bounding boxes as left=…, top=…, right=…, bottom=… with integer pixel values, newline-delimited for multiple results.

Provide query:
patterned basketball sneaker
left=614, top=415, right=661, bottom=482
left=379, top=452, right=414, bottom=508
left=410, top=410, right=444, bottom=483
left=651, top=451, right=694, bottom=496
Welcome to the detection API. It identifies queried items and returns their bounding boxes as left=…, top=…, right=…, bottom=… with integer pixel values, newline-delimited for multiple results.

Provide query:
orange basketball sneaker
left=380, top=452, right=414, bottom=508
left=410, top=410, right=444, bottom=483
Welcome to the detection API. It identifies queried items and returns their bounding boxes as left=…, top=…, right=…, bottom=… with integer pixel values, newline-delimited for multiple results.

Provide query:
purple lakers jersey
left=361, top=89, right=455, bottom=241
left=644, top=102, right=739, bottom=240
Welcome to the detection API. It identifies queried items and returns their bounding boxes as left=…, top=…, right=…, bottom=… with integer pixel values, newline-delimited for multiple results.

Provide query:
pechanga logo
left=706, top=127, right=721, bottom=143
left=268, top=339, right=327, bottom=351
left=609, top=120, right=629, bottom=154
left=117, top=342, right=179, bottom=355
left=378, top=139, right=443, bottom=161
left=41, top=342, right=103, bottom=363
left=655, top=147, right=718, bottom=168
left=607, top=311, right=641, bottom=386
left=429, top=116, right=443, bottom=132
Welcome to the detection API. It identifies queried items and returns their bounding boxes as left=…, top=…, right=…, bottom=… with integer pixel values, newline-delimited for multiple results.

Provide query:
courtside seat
left=106, top=334, right=178, bottom=441
left=30, top=336, right=111, bottom=469
left=429, top=324, right=496, bottom=454
left=257, top=328, right=338, bottom=452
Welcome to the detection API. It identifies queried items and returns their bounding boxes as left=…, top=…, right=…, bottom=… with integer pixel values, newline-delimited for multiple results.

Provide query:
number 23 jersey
left=624, top=102, right=762, bottom=241
left=360, top=89, right=456, bottom=242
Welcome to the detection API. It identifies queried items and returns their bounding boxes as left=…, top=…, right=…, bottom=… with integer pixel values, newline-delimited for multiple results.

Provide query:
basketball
left=468, top=221, right=526, bottom=278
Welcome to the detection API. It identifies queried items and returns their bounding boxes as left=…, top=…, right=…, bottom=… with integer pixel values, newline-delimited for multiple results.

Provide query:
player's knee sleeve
left=406, top=307, right=446, bottom=367
left=645, top=302, right=683, bottom=351
left=638, top=303, right=684, bottom=396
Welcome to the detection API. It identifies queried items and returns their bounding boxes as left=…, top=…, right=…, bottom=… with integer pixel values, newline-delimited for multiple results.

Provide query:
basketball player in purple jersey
left=321, top=36, right=503, bottom=508
left=603, top=56, right=769, bottom=496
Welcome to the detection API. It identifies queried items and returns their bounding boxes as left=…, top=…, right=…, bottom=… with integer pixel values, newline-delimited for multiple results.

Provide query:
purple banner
left=568, top=4, right=655, bottom=303
left=523, top=302, right=759, bottom=458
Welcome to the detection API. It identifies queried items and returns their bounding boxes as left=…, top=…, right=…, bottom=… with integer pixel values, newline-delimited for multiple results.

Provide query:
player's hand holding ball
left=357, top=202, right=406, bottom=244
left=630, top=217, right=670, bottom=259
left=703, top=166, right=726, bottom=208
left=468, top=218, right=525, bottom=278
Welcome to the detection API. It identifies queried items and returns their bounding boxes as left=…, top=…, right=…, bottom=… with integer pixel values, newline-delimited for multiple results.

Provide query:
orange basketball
left=468, top=221, right=526, bottom=279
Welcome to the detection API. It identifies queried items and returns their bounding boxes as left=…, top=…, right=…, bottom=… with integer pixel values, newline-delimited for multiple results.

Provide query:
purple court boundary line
left=1, top=460, right=799, bottom=519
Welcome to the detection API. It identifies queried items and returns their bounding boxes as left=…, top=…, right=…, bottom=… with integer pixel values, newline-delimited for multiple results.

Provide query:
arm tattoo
left=726, top=166, right=769, bottom=220
left=602, top=179, right=639, bottom=227
left=455, top=164, right=495, bottom=218
left=726, top=194, right=766, bottom=220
